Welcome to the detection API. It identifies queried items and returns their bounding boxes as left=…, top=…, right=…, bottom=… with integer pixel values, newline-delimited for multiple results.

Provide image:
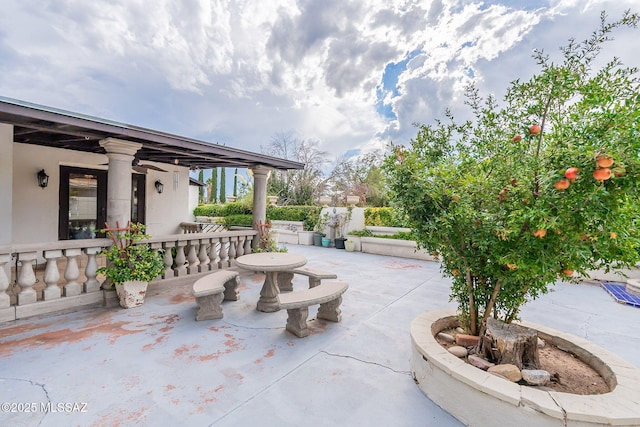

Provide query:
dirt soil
left=437, top=330, right=610, bottom=395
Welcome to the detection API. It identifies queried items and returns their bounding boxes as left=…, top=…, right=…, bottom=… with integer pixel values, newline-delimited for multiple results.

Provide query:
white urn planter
left=267, top=196, right=278, bottom=206
left=411, top=310, right=640, bottom=427
left=115, top=280, right=149, bottom=309
left=346, top=195, right=359, bottom=206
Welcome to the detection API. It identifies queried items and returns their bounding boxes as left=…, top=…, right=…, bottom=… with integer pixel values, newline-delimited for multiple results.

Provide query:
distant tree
left=207, top=168, right=218, bottom=203
left=219, top=167, right=226, bottom=203
left=262, top=132, right=330, bottom=205
left=198, top=170, right=204, bottom=203
left=330, top=151, right=388, bottom=206
left=233, top=168, right=238, bottom=197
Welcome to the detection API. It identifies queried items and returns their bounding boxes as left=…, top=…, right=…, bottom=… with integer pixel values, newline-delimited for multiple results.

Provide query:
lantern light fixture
left=154, top=180, right=164, bottom=194
left=37, top=169, right=49, bottom=188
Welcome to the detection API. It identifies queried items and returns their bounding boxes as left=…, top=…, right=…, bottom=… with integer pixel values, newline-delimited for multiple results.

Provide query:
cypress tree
left=233, top=168, right=238, bottom=197
left=219, top=167, right=226, bottom=203
left=198, top=170, right=204, bottom=203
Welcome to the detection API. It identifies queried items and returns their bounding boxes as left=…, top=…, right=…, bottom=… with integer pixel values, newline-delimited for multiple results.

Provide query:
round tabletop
left=235, top=252, right=307, bottom=272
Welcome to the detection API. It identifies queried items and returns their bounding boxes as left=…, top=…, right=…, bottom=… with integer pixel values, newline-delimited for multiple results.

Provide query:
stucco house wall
left=2, top=125, right=193, bottom=244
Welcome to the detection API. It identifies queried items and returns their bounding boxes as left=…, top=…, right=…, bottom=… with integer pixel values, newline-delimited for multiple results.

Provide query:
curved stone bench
left=277, top=281, right=348, bottom=338
left=192, top=270, right=239, bottom=321
left=277, top=267, right=338, bottom=292
left=411, top=309, right=640, bottom=426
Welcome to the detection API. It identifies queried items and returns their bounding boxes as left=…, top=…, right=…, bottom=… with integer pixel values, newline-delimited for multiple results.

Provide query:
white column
left=0, top=124, right=13, bottom=246
left=99, top=138, right=142, bottom=229
left=250, top=165, right=272, bottom=248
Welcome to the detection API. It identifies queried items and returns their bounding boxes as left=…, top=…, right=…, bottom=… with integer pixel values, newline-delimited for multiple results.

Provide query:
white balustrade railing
left=0, top=229, right=257, bottom=322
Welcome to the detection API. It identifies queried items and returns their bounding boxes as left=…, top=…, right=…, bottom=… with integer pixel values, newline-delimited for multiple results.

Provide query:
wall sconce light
left=154, top=180, right=164, bottom=194
left=37, top=169, right=49, bottom=188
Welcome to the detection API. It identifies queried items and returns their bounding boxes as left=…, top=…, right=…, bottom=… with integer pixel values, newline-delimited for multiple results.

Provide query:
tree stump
left=477, top=317, right=540, bottom=370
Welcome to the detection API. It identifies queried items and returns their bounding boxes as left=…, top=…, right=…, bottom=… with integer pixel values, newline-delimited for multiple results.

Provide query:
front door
left=58, top=166, right=145, bottom=240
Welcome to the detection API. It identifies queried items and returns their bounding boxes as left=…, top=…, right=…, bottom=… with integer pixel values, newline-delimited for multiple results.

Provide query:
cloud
left=0, top=0, right=638, bottom=164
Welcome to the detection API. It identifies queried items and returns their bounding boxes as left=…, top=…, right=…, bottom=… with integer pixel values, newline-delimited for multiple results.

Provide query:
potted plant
left=98, top=223, right=166, bottom=309
left=313, top=212, right=330, bottom=246
left=334, top=207, right=353, bottom=249
left=384, top=13, right=640, bottom=368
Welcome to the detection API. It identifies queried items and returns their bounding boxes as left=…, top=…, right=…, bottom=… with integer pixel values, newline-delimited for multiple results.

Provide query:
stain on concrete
left=383, top=260, right=422, bottom=269
left=0, top=318, right=147, bottom=356
left=0, top=321, right=54, bottom=339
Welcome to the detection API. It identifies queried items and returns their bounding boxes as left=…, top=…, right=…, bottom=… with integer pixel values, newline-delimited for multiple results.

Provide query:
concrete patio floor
left=1, top=244, right=639, bottom=427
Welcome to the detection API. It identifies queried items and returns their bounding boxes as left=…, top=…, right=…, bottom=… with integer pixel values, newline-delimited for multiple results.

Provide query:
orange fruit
left=554, top=179, right=570, bottom=190
left=593, top=168, right=612, bottom=181
left=596, top=155, right=614, bottom=168
left=533, top=229, right=547, bottom=238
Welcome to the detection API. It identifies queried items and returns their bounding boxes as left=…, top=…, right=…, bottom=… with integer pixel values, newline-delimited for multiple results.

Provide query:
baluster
left=84, top=247, right=102, bottom=293
left=162, top=242, right=176, bottom=278
left=17, top=251, right=38, bottom=305
left=244, top=236, right=253, bottom=255
left=0, top=254, right=10, bottom=308
left=218, top=237, right=229, bottom=269
left=174, top=240, right=187, bottom=277
left=63, top=248, right=82, bottom=297
left=208, top=238, right=219, bottom=271
left=198, top=239, right=210, bottom=272
left=43, top=249, right=62, bottom=300
left=228, top=237, right=237, bottom=262
left=236, top=236, right=245, bottom=258
left=186, top=240, right=199, bottom=274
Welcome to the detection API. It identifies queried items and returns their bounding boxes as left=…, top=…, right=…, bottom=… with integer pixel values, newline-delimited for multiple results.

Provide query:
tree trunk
left=477, top=317, right=540, bottom=370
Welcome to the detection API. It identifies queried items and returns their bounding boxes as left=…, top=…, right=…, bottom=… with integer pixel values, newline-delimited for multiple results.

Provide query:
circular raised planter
left=410, top=310, right=640, bottom=426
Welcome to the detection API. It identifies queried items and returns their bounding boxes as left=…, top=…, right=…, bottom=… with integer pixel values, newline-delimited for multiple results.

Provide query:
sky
left=1, top=0, right=638, bottom=172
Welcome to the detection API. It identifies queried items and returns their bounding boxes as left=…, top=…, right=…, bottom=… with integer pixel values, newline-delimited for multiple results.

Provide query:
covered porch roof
left=0, top=97, right=304, bottom=171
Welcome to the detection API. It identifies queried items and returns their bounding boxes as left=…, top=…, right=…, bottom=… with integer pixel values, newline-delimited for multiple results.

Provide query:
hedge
left=193, top=202, right=251, bottom=217
left=222, top=214, right=253, bottom=228
left=364, top=207, right=406, bottom=227
left=195, top=204, right=323, bottom=231
left=266, top=205, right=322, bottom=231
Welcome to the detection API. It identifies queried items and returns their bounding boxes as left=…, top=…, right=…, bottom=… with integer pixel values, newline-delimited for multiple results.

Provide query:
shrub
left=222, top=214, right=253, bottom=228
left=347, top=229, right=374, bottom=237
left=383, top=12, right=640, bottom=335
left=193, top=202, right=251, bottom=218
left=364, top=207, right=405, bottom=227
left=266, top=205, right=322, bottom=231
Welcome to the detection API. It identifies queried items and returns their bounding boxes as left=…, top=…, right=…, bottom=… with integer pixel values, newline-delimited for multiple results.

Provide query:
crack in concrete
left=1, top=377, right=51, bottom=426
left=548, top=392, right=568, bottom=426
left=320, top=350, right=412, bottom=375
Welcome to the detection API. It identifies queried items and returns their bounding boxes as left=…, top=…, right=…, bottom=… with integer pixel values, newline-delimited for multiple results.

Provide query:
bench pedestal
left=193, top=270, right=240, bottom=321
left=318, top=297, right=342, bottom=322
left=286, top=307, right=310, bottom=337
left=195, top=291, right=224, bottom=321
left=278, top=281, right=348, bottom=338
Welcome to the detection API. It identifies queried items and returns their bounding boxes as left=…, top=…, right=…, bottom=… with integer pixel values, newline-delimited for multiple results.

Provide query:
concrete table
left=235, top=252, right=307, bottom=312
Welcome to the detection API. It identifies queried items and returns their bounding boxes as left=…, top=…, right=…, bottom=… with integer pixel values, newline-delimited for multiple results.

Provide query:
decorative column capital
left=250, top=165, right=273, bottom=179
left=99, top=138, right=142, bottom=156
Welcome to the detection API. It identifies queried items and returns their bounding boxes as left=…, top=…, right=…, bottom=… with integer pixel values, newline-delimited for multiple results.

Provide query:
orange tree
left=383, top=12, right=640, bottom=335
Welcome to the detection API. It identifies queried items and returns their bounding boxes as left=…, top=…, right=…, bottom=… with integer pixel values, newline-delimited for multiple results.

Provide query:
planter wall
left=411, top=310, right=640, bottom=427
left=298, top=231, right=314, bottom=246
left=360, top=237, right=435, bottom=261
left=270, top=220, right=304, bottom=244
left=365, top=226, right=411, bottom=236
